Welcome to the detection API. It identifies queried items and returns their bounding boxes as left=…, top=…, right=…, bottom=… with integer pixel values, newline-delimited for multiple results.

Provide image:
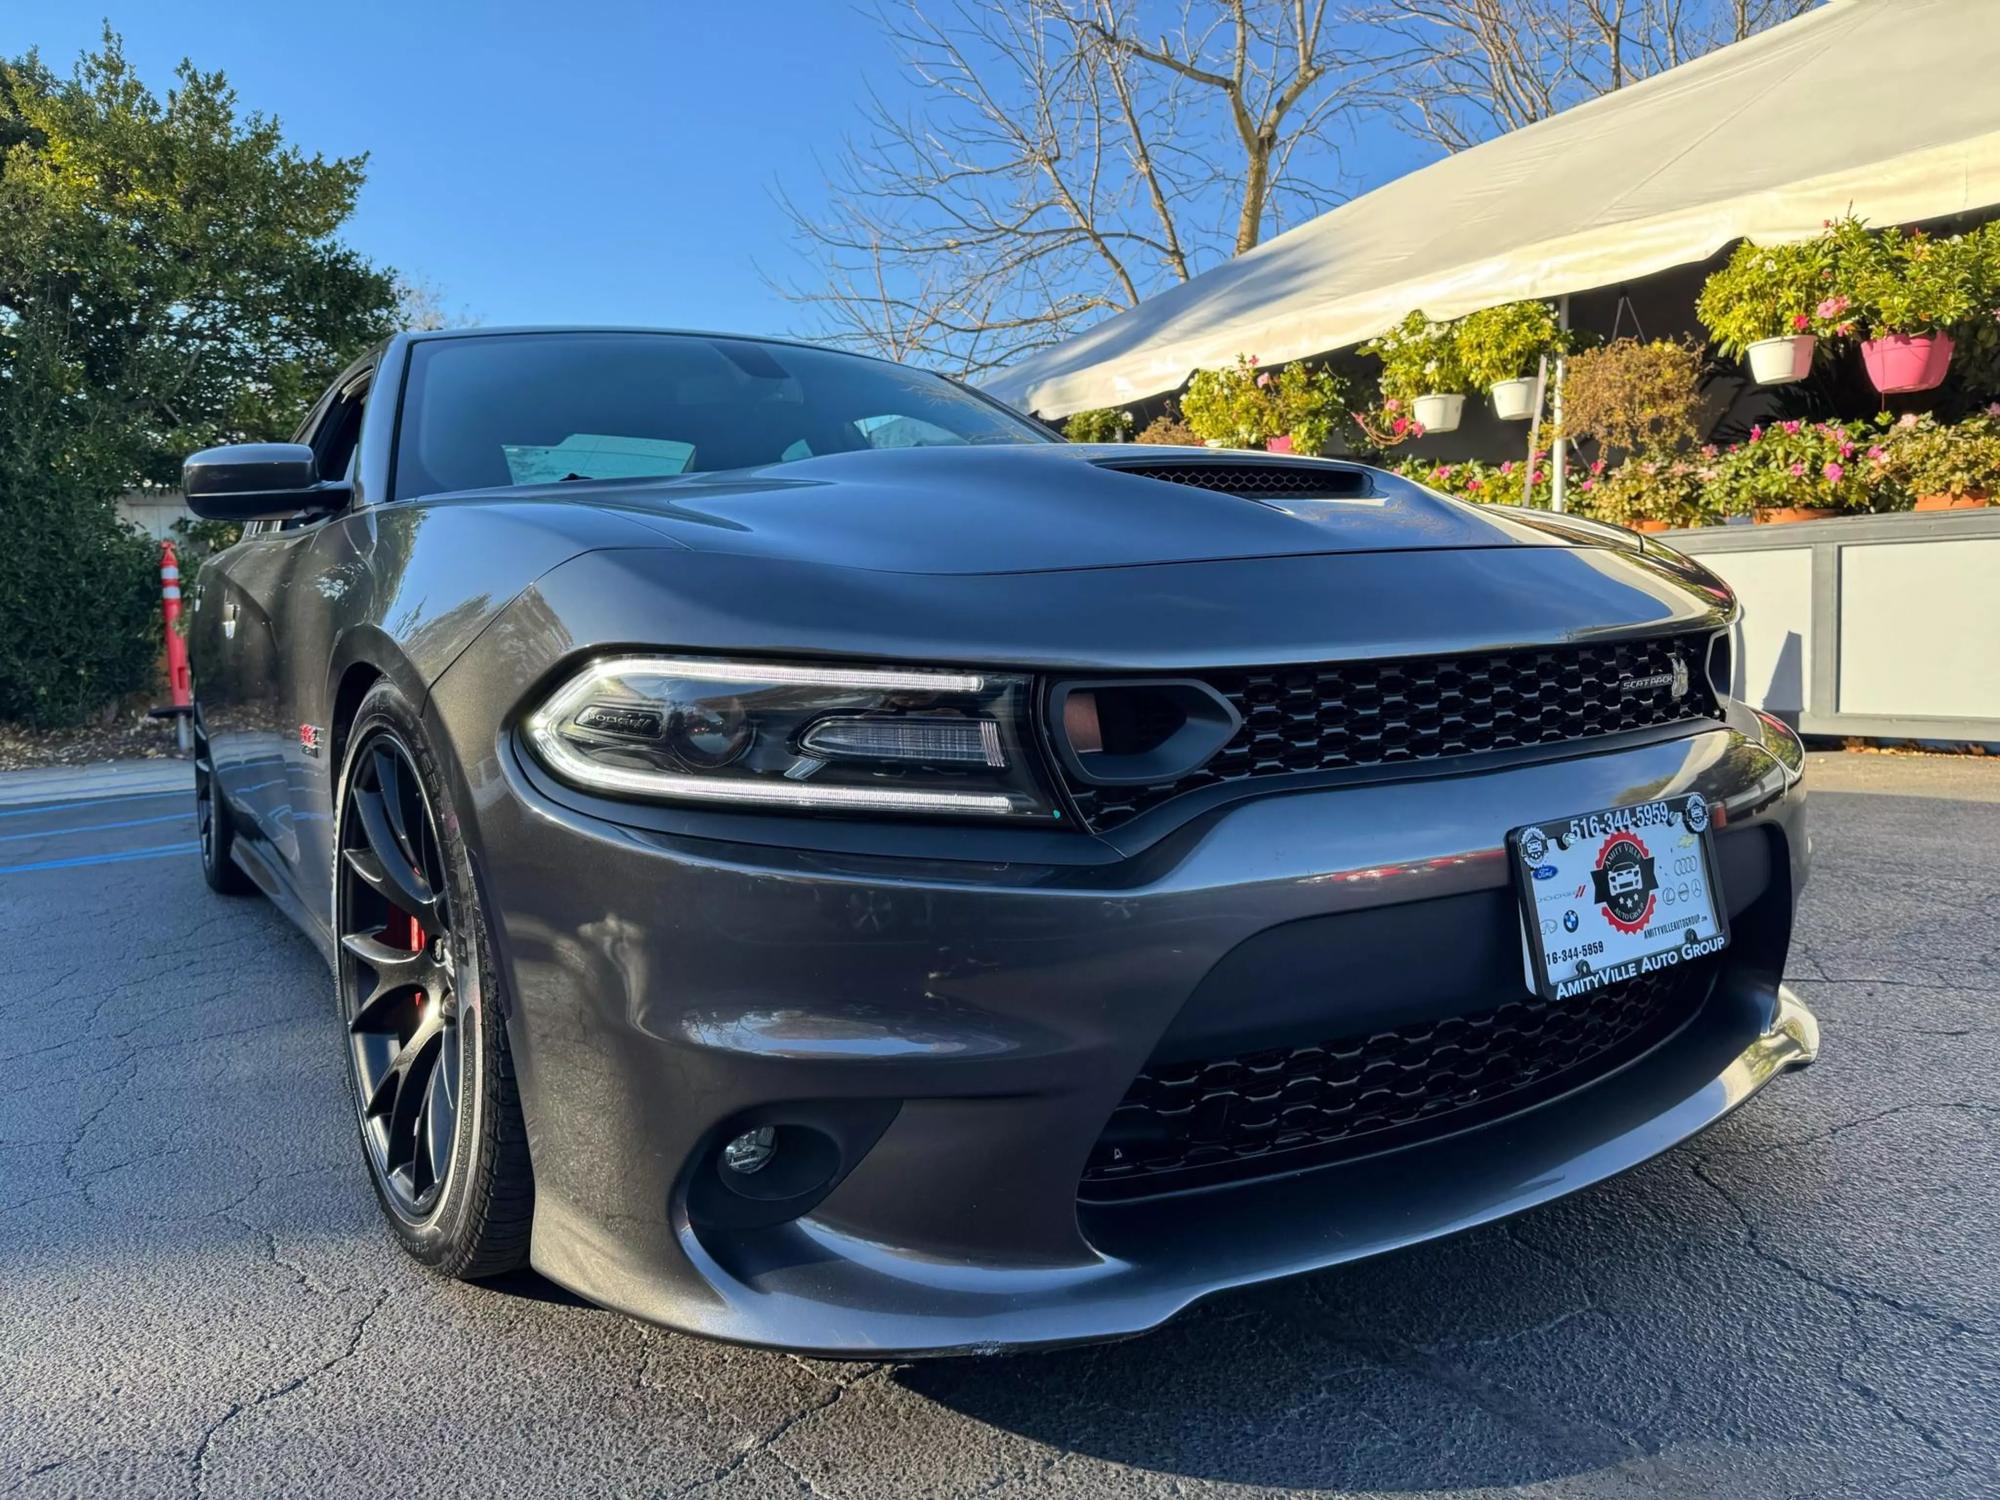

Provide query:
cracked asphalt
left=3, top=751, right=1996, bottom=1499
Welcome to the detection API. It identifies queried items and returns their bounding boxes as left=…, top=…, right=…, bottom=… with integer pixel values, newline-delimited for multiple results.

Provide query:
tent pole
left=1550, top=296, right=1571, bottom=514
left=1524, top=357, right=1546, bottom=506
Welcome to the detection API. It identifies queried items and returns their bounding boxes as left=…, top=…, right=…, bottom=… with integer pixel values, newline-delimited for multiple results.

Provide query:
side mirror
left=182, top=443, right=350, bottom=521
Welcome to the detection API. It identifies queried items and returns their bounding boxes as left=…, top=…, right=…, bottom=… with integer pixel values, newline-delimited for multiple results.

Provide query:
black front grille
left=1060, top=633, right=1719, bottom=832
left=1081, top=962, right=1714, bottom=1198
left=1096, top=459, right=1371, bottom=499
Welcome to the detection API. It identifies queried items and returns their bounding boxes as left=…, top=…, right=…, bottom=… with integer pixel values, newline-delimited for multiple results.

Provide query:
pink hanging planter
left=1265, top=434, right=1294, bottom=454
left=1859, top=331, right=1955, bottom=394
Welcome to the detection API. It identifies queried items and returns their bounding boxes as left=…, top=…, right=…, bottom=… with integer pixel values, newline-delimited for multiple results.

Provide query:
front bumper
left=445, top=708, right=1812, bottom=1356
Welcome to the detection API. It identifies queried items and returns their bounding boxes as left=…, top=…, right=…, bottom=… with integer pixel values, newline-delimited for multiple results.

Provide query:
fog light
left=721, top=1125, right=777, bottom=1175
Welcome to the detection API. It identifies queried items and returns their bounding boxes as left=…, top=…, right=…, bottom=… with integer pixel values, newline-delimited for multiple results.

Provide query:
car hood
left=444, top=445, right=1585, bottom=576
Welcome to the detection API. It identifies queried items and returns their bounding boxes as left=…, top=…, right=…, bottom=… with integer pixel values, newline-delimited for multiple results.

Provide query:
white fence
left=1668, top=509, right=2000, bottom=743
left=117, top=491, right=196, bottom=542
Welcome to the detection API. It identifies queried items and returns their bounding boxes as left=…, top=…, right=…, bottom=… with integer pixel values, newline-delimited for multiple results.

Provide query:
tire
left=193, top=707, right=255, bottom=896
left=333, top=680, right=534, bottom=1279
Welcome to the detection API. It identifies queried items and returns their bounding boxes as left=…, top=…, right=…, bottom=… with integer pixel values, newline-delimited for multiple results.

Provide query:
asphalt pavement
left=2, top=752, right=1996, bottom=1499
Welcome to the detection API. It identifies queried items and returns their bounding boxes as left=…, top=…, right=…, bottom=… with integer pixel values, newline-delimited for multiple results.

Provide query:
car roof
left=398, top=325, right=906, bottom=370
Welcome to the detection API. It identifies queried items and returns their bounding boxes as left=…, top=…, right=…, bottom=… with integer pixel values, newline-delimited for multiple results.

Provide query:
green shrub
left=1581, top=458, right=1719, bottom=530
left=1362, top=311, right=1471, bottom=401
left=1695, top=238, right=1834, bottom=357
left=0, top=482, right=162, bottom=726
left=1135, top=410, right=1202, bottom=445
left=1269, top=362, right=1350, bottom=454
left=1181, top=355, right=1278, bottom=447
left=1704, top=419, right=1889, bottom=517
left=1878, top=409, right=2000, bottom=500
left=1063, top=407, right=1134, bottom=443
left=1827, top=216, right=1979, bottom=338
left=1560, top=339, right=1706, bottom=462
left=1456, top=301, right=1568, bottom=387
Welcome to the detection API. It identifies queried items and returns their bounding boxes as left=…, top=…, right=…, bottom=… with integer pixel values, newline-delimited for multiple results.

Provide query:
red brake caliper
left=382, top=909, right=425, bottom=1011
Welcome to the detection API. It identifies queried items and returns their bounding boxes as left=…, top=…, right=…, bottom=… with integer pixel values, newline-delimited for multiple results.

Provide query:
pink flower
left=1789, top=462, right=1806, bottom=478
left=1823, top=462, right=1845, bottom=483
left=1749, top=424, right=1763, bottom=442
left=1792, top=314, right=1810, bottom=332
left=1867, top=445, right=1886, bottom=461
left=1384, top=398, right=1401, bottom=412
left=1580, top=479, right=1595, bottom=492
left=1781, top=420, right=1802, bottom=435
left=1465, top=479, right=1482, bottom=492
left=1987, top=402, right=2000, bottom=417
left=1501, top=461, right=1515, bottom=475
left=1246, top=355, right=1259, bottom=365
left=1412, top=423, right=1426, bottom=437
left=1898, top=413, right=1920, bottom=428
left=1532, top=469, right=1546, bottom=484
left=1256, top=373, right=1272, bottom=387
left=1391, top=417, right=1409, bottom=436
left=1815, top=295, right=1849, bottom=319
left=1839, top=443, right=1855, bottom=459
left=1590, top=458, right=1606, bottom=475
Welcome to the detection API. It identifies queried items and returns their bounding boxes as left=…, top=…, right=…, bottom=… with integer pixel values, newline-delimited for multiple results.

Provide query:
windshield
left=392, top=331, right=1048, bottom=500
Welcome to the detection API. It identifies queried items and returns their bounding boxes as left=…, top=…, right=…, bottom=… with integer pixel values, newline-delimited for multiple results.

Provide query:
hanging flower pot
left=1265, top=434, right=1294, bottom=454
left=1489, top=377, right=1537, bottom=421
left=1745, top=334, right=1816, bottom=385
left=1913, top=491, right=1990, bottom=511
left=1859, top=331, right=1955, bottom=394
left=1754, top=506, right=1838, bottom=525
left=1411, top=393, right=1465, bottom=434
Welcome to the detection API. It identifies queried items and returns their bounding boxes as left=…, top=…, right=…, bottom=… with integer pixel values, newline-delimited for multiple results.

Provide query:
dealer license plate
left=1510, top=793, right=1728, bottom=1003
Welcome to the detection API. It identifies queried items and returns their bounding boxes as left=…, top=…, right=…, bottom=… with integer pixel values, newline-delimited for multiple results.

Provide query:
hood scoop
left=1092, top=457, right=1374, bottom=503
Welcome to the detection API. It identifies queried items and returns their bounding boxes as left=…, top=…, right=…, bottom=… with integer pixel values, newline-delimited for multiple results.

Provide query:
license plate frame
left=1509, top=793, right=1730, bottom=1003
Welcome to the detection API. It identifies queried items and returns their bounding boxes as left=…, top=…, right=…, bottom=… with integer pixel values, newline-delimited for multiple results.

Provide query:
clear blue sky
left=9, top=2, right=1430, bottom=338
left=10, top=1, right=911, bottom=334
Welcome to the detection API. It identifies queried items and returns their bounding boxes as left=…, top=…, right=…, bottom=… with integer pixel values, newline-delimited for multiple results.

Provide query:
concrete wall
left=117, top=492, right=195, bottom=542
left=1668, top=509, right=2000, bottom=744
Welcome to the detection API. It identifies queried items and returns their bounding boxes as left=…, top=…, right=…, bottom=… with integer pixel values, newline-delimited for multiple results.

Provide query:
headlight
left=525, top=656, right=1066, bottom=821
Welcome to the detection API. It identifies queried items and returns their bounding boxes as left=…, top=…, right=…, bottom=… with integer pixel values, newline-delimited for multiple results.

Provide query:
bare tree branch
left=1351, top=0, right=1819, bottom=153
left=775, top=0, right=1365, bottom=377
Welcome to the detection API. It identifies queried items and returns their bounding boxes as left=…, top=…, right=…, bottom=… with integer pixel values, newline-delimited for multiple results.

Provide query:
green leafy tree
left=0, top=32, right=399, bottom=724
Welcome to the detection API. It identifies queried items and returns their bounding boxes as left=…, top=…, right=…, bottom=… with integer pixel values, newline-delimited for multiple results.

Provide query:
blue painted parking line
left=0, top=788, right=188, bottom=820
left=0, top=841, right=200, bottom=876
left=0, top=811, right=192, bottom=844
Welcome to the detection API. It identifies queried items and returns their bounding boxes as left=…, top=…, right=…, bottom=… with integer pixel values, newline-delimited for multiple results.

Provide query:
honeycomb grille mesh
left=1061, top=633, right=1718, bottom=831
left=1097, top=460, right=1369, bottom=498
left=1082, top=962, right=1712, bottom=1196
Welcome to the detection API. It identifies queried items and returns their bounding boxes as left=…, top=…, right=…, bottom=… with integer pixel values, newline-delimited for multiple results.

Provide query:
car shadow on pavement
left=480, top=1267, right=598, bottom=1309
left=888, top=1125, right=1910, bottom=1496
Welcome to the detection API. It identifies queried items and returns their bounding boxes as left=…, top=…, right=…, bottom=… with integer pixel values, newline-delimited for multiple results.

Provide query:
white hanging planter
left=1489, top=377, right=1538, bottom=421
left=1745, top=334, right=1816, bottom=385
left=1411, top=393, right=1466, bottom=434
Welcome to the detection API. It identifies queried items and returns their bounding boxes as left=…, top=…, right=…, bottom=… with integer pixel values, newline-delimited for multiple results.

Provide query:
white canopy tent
left=985, top=0, right=2000, bottom=419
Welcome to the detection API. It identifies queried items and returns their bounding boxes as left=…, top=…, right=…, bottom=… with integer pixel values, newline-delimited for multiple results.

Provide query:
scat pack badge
left=1590, top=831, right=1659, bottom=934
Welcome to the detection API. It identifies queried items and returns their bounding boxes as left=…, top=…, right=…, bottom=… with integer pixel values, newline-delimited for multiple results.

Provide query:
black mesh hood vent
left=1094, top=459, right=1373, bottom=500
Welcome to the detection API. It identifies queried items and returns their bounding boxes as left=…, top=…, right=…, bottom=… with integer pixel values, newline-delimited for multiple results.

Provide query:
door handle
left=223, top=602, right=239, bottom=640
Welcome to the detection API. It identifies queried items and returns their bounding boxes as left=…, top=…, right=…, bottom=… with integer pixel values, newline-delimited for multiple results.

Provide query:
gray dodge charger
left=182, top=327, right=1818, bottom=1355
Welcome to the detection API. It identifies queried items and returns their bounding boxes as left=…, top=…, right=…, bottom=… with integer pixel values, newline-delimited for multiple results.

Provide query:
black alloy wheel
left=337, top=731, right=468, bottom=1219
left=333, top=682, right=533, bottom=1277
